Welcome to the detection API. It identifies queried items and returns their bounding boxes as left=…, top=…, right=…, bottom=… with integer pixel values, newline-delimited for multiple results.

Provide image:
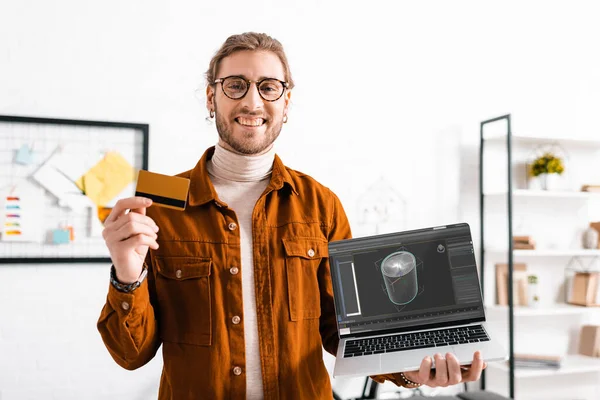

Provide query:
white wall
left=2, top=0, right=600, bottom=399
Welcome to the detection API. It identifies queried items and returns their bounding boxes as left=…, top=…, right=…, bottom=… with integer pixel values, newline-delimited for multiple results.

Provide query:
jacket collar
left=188, top=146, right=298, bottom=207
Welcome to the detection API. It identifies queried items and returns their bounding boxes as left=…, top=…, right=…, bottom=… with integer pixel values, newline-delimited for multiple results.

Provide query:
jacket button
left=228, top=222, right=237, bottom=231
left=175, top=269, right=182, bottom=279
left=232, top=316, right=241, bottom=324
left=121, top=301, right=130, bottom=311
left=307, top=248, right=315, bottom=257
left=230, top=267, right=239, bottom=275
left=233, top=366, right=242, bottom=376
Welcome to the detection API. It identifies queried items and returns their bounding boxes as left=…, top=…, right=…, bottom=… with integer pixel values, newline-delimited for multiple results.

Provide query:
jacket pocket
left=154, top=256, right=212, bottom=346
left=283, top=237, right=329, bottom=321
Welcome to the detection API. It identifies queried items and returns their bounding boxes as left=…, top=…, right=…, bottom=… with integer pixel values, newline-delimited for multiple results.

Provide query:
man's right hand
left=102, top=197, right=160, bottom=284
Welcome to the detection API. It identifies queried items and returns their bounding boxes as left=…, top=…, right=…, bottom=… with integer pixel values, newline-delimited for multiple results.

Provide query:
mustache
left=234, top=108, right=268, bottom=119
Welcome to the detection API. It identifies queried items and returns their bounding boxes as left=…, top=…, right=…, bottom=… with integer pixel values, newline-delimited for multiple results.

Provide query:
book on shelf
left=514, top=360, right=560, bottom=369
left=513, top=235, right=536, bottom=250
left=513, top=235, right=534, bottom=244
left=513, top=353, right=563, bottom=369
left=581, top=185, right=600, bottom=193
left=514, top=243, right=536, bottom=250
left=496, top=263, right=528, bottom=306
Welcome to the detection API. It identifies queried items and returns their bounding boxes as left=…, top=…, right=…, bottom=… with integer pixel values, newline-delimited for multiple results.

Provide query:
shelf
left=482, top=133, right=600, bottom=147
left=486, top=304, right=593, bottom=317
left=486, top=249, right=600, bottom=257
left=484, top=189, right=600, bottom=199
left=488, top=355, right=600, bottom=378
left=480, top=116, right=600, bottom=396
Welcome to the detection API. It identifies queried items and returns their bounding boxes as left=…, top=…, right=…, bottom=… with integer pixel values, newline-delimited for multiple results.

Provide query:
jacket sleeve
left=319, top=190, right=352, bottom=357
left=97, top=252, right=161, bottom=370
left=319, top=190, right=408, bottom=388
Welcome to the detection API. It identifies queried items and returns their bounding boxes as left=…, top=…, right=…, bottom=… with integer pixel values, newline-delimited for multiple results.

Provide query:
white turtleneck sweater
left=207, top=143, right=274, bottom=400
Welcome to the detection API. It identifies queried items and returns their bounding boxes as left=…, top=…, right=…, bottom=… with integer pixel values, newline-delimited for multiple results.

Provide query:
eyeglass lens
left=222, top=77, right=284, bottom=101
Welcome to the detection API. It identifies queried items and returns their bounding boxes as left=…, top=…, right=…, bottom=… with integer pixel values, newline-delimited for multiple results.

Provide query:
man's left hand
left=402, top=351, right=487, bottom=388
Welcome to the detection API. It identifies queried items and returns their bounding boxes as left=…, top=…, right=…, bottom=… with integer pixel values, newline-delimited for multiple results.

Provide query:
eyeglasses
left=213, top=76, right=288, bottom=102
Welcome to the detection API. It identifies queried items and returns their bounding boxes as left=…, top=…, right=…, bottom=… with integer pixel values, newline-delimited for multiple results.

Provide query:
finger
left=433, top=353, right=448, bottom=386
left=135, top=244, right=153, bottom=256
left=462, top=351, right=484, bottom=382
left=107, top=221, right=158, bottom=245
left=110, top=212, right=159, bottom=233
left=418, top=356, right=433, bottom=384
left=106, top=197, right=152, bottom=224
left=115, top=233, right=159, bottom=251
left=446, top=353, right=462, bottom=385
left=116, top=221, right=158, bottom=242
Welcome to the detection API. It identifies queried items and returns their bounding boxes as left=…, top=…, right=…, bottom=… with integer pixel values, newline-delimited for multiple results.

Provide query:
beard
left=214, top=105, right=283, bottom=155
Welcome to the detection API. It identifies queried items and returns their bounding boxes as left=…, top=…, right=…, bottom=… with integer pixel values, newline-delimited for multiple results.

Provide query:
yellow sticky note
left=76, top=152, right=135, bottom=207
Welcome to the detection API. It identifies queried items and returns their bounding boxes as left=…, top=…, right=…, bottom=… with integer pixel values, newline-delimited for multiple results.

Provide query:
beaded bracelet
left=110, top=265, right=148, bottom=293
left=398, top=372, right=422, bottom=388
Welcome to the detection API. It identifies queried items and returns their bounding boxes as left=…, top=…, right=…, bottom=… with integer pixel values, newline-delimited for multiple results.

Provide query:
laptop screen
left=329, top=223, right=485, bottom=337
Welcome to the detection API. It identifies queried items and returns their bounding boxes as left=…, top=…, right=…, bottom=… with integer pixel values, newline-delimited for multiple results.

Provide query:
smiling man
left=97, top=32, right=485, bottom=399
left=209, top=50, right=287, bottom=155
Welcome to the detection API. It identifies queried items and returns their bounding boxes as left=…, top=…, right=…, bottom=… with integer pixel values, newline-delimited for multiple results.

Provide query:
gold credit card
left=135, top=170, right=190, bottom=211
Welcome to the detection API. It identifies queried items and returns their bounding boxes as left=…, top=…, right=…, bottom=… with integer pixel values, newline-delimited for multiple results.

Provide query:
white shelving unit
left=480, top=115, right=600, bottom=399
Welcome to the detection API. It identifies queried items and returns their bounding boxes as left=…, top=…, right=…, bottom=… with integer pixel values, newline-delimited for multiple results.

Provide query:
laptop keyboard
left=343, top=325, right=490, bottom=358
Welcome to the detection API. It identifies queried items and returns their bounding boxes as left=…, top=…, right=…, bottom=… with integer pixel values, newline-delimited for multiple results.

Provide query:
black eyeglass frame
left=213, top=75, right=289, bottom=102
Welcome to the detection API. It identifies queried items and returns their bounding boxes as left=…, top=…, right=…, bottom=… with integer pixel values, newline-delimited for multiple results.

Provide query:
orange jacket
left=98, top=147, right=401, bottom=399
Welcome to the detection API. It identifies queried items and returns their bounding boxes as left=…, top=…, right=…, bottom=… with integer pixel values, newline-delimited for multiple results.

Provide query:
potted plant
left=527, top=274, right=540, bottom=307
left=529, top=152, right=565, bottom=190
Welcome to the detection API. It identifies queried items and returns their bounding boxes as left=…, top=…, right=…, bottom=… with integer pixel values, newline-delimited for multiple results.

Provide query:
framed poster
left=0, top=115, right=149, bottom=263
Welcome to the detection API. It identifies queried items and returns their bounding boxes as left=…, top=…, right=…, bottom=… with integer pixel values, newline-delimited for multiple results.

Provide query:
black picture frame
left=0, top=114, right=149, bottom=264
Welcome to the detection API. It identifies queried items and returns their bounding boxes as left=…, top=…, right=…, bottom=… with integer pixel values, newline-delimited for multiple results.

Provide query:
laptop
left=329, top=222, right=507, bottom=377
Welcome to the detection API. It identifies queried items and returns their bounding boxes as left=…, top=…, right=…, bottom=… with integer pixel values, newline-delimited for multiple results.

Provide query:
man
left=98, top=32, right=485, bottom=399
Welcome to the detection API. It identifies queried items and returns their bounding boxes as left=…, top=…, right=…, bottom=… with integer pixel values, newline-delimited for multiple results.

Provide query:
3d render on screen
left=380, top=251, right=419, bottom=305
left=331, top=236, right=465, bottom=321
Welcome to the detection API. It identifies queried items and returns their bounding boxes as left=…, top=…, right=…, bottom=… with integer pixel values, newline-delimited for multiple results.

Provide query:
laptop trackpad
left=452, top=343, right=492, bottom=365
left=380, top=345, right=456, bottom=373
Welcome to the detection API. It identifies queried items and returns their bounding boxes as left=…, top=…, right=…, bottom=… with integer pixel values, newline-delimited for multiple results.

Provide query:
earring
left=283, top=114, right=288, bottom=123
left=205, top=110, right=215, bottom=124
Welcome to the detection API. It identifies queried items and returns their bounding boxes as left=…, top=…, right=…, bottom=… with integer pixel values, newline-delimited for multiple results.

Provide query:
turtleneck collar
left=208, top=142, right=275, bottom=182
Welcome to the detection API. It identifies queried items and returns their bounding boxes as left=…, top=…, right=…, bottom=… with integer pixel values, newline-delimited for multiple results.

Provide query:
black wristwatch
left=110, top=265, right=148, bottom=293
